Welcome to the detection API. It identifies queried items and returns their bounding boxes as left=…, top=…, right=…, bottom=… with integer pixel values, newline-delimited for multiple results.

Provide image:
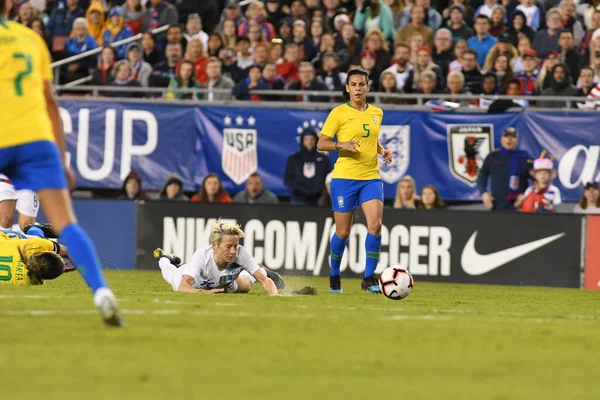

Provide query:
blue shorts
left=330, top=178, right=384, bottom=212
left=0, top=141, right=67, bottom=191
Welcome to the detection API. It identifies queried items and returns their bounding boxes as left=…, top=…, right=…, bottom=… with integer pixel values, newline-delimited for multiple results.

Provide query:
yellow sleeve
left=23, top=238, right=57, bottom=259
left=35, top=34, right=53, bottom=82
left=320, top=107, right=341, bottom=138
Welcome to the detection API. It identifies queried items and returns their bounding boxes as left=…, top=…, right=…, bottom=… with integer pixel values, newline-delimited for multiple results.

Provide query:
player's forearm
left=317, top=137, right=337, bottom=151
left=261, top=278, right=278, bottom=296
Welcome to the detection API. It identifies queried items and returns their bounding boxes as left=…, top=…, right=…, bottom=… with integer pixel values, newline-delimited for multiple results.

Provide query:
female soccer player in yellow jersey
left=317, top=69, right=393, bottom=293
left=0, top=0, right=121, bottom=325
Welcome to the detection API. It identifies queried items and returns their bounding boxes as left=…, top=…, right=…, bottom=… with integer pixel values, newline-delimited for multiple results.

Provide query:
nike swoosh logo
left=461, top=231, right=565, bottom=276
left=348, top=118, right=354, bottom=120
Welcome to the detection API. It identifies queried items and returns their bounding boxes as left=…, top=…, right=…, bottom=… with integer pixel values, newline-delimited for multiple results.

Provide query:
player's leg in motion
left=154, top=248, right=183, bottom=290
left=238, top=267, right=285, bottom=291
left=39, top=188, right=122, bottom=326
left=0, top=177, right=18, bottom=229
left=15, top=190, right=38, bottom=232
left=360, top=199, right=383, bottom=293
left=329, top=211, right=353, bottom=293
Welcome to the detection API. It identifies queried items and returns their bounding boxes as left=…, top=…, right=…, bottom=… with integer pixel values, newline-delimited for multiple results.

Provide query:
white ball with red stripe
left=378, top=266, right=413, bottom=300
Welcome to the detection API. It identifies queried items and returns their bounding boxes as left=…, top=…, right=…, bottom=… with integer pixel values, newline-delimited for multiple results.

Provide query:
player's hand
left=482, top=192, right=494, bottom=209
left=206, top=288, right=225, bottom=294
left=339, top=140, right=360, bottom=153
left=381, top=149, right=393, bottom=164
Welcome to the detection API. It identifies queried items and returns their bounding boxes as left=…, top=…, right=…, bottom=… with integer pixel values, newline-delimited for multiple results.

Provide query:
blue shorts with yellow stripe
left=330, top=178, right=384, bottom=212
left=0, top=141, right=67, bottom=191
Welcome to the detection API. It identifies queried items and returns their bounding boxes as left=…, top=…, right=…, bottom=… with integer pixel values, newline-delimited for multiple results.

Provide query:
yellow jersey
left=0, top=237, right=58, bottom=285
left=320, top=103, right=383, bottom=181
left=0, top=19, right=54, bottom=148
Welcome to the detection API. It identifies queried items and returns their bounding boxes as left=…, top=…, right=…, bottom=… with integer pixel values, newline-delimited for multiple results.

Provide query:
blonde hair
left=210, top=221, right=245, bottom=244
left=394, top=175, right=418, bottom=209
left=364, top=28, right=389, bottom=51
left=246, top=1, right=266, bottom=20
left=184, top=38, right=207, bottom=61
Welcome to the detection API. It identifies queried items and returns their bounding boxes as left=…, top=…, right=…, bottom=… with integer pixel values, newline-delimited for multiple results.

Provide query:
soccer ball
left=378, top=266, right=414, bottom=300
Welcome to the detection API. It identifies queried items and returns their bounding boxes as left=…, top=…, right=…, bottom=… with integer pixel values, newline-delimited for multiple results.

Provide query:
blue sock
left=329, top=234, right=348, bottom=276
left=365, top=233, right=382, bottom=278
left=60, top=224, right=107, bottom=293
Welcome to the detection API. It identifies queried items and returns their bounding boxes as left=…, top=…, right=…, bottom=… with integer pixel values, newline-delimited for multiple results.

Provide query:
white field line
left=382, top=315, right=453, bottom=321
left=0, top=295, right=60, bottom=299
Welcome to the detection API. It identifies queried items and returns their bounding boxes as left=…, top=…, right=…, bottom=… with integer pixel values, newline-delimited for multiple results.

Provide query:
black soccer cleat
left=361, top=274, right=382, bottom=294
left=24, top=223, right=58, bottom=239
left=263, top=266, right=285, bottom=290
left=153, top=248, right=182, bottom=267
left=329, top=275, right=343, bottom=293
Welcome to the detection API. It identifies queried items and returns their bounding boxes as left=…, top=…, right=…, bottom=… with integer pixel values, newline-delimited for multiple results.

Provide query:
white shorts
left=0, top=178, right=39, bottom=217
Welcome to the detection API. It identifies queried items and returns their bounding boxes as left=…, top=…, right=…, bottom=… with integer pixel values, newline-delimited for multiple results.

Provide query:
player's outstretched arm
left=177, top=275, right=224, bottom=293
left=253, top=269, right=278, bottom=296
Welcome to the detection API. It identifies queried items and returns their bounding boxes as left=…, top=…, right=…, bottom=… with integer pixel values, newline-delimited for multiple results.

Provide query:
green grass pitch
left=1, top=270, right=599, bottom=400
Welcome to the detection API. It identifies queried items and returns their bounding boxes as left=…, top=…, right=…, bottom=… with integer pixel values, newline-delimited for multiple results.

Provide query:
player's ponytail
left=343, top=68, right=370, bottom=101
left=18, top=243, right=65, bottom=281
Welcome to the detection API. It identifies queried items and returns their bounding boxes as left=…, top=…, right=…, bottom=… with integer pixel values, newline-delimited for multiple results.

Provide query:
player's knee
left=336, top=228, right=351, bottom=239
left=368, top=220, right=382, bottom=236
left=236, top=277, right=252, bottom=293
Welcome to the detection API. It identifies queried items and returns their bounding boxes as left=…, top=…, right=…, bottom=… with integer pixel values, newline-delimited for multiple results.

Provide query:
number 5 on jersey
left=362, top=123, right=370, bottom=138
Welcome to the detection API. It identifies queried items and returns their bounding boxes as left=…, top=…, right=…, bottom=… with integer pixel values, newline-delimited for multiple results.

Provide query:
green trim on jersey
left=0, top=18, right=8, bottom=29
left=345, top=102, right=369, bottom=111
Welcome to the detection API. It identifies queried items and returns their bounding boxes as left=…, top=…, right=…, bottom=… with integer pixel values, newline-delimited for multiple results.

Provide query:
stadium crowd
left=8, top=0, right=600, bottom=106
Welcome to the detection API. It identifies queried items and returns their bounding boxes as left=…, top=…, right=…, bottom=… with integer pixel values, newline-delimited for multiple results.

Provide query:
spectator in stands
left=417, top=185, right=445, bottom=209
left=335, top=22, right=362, bottom=70
left=178, top=0, right=219, bottom=32
left=535, top=50, right=560, bottom=93
left=219, top=47, right=245, bottom=83
left=64, top=18, right=98, bottom=82
left=579, top=0, right=600, bottom=34
left=183, top=13, right=208, bottom=50
left=245, top=43, right=269, bottom=74
left=489, top=5, right=507, bottom=37
left=102, top=8, right=134, bottom=59
left=107, top=60, right=143, bottom=97
left=579, top=10, right=600, bottom=54
left=516, top=48, right=540, bottom=95
left=190, top=173, right=232, bottom=203
left=221, top=19, right=238, bottom=49
left=166, top=24, right=188, bottom=54
left=384, top=42, right=412, bottom=90
left=573, top=182, right=600, bottom=214
left=278, top=17, right=294, bottom=44
left=360, top=49, right=381, bottom=88
left=460, top=49, right=483, bottom=94
left=232, top=64, right=270, bottom=101
left=560, top=0, right=584, bottom=46
left=266, top=0, right=287, bottom=31
left=148, top=0, right=178, bottom=48
left=475, top=0, right=500, bottom=19
left=28, top=18, right=50, bottom=47
left=318, top=52, right=346, bottom=91
left=404, top=0, right=443, bottom=31
left=207, top=33, right=224, bottom=57
left=505, top=77, right=530, bottom=107
left=477, top=127, right=531, bottom=210
left=446, top=3, right=474, bottom=43
left=91, top=46, right=117, bottom=86
left=532, top=8, right=563, bottom=57
left=47, top=0, right=84, bottom=48
left=167, top=60, right=202, bottom=100
left=539, top=64, right=578, bottom=107
left=238, top=1, right=276, bottom=41
left=278, top=43, right=301, bottom=84
left=204, top=57, right=234, bottom=101
left=15, top=1, right=33, bottom=26
left=558, top=30, right=580, bottom=82
left=288, top=62, right=329, bottom=101
left=233, top=173, right=279, bottom=204
left=86, top=0, right=105, bottom=44
left=515, top=157, right=562, bottom=213
left=393, top=175, right=420, bottom=209
left=507, top=10, right=535, bottom=46
left=236, top=36, right=254, bottom=70
left=293, top=20, right=317, bottom=61
left=388, top=0, right=409, bottom=30
left=445, top=70, right=472, bottom=105
left=433, top=28, right=454, bottom=74
left=415, top=70, right=441, bottom=99
left=184, top=38, right=209, bottom=84
left=578, top=66, right=596, bottom=96
left=396, top=5, right=433, bottom=47
left=516, top=0, right=542, bottom=31
left=141, top=32, right=164, bottom=66
left=284, top=127, right=332, bottom=206
left=379, top=71, right=405, bottom=104
left=404, top=46, right=443, bottom=92
left=159, top=174, right=189, bottom=201
left=217, top=1, right=245, bottom=33
left=482, top=32, right=519, bottom=73
left=323, top=0, right=346, bottom=31
left=261, top=61, right=285, bottom=100
left=312, top=32, right=336, bottom=69
left=364, top=28, right=392, bottom=71
left=126, top=42, right=152, bottom=87
left=512, top=35, right=533, bottom=74
left=407, top=32, right=424, bottom=65
left=486, top=54, right=513, bottom=90
left=309, top=18, right=325, bottom=50
left=480, top=71, right=499, bottom=95
left=289, top=0, right=308, bottom=22
left=468, top=15, right=498, bottom=67
left=120, top=0, right=148, bottom=35
left=119, top=171, right=150, bottom=200
left=449, top=39, right=468, bottom=72
left=353, top=0, right=395, bottom=42
left=151, top=42, right=182, bottom=87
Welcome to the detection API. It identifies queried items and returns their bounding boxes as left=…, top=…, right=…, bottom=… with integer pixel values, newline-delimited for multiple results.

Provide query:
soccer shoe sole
left=263, top=267, right=285, bottom=290
left=153, top=248, right=181, bottom=266
left=97, top=296, right=123, bottom=327
left=329, top=288, right=344, bottom=293
left=362, top=285, right=382, bottom=294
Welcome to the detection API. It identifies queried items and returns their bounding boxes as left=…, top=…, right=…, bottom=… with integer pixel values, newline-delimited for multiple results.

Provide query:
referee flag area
left=1, top=271, right=600, bottom=400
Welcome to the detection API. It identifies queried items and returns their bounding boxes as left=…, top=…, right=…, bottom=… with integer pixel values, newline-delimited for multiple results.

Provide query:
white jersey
left=180, top=245, right=260, bottom=290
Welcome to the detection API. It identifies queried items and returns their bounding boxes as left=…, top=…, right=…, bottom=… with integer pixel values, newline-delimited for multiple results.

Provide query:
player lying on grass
left=154, top=221, right=284, bottom=295
left=0, top=236, right=76, bottom=285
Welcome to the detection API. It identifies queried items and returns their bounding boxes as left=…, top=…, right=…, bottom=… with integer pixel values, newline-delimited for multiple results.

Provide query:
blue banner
left=60, top=100, right=600, bottom=202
